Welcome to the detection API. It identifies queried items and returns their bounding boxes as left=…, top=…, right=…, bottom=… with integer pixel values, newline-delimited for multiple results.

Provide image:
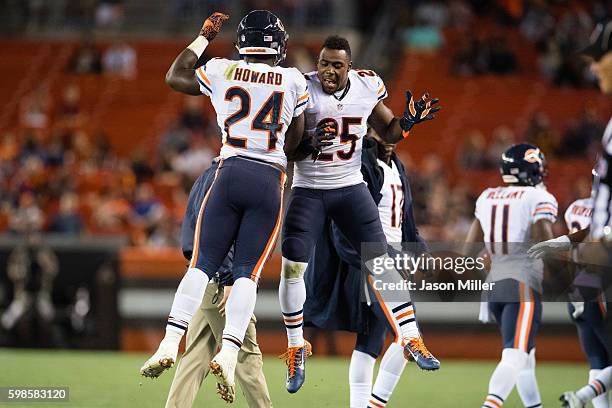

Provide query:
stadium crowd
left=1, top=0, right=609, bottom=246
left=0, top=84, right=602, bottom=245
left=396, top=0, right=610, bottom=87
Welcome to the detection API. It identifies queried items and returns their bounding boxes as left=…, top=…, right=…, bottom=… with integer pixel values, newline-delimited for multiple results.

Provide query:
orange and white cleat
left=281, top=340, right=312, bottom=393
left=403, top=336, right=440, bottom=371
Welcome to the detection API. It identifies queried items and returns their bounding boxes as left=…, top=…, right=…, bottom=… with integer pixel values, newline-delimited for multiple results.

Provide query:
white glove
left=570, top=301, right=585, bottom=319
left=478, top=301, right=491, bottom=324
left=527, top=235, right=571, bottom=259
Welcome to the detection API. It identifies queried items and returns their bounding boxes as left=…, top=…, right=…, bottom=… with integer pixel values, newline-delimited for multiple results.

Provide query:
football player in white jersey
left=465, top=143, right=557, bottom=408
left=565, top=196, right=611, bottom=408
left=140, top=11, right=309, bottom=403
left=279, top=35, right=440, bottom=393
left=526, top=20, right=612, bottom=408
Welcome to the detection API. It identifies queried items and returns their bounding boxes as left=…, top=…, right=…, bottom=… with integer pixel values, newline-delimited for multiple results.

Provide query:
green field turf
left=0, top=349, right=595, bottom=407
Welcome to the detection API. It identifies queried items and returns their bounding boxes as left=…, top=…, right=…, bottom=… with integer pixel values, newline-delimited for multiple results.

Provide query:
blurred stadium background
left=0, top=0, right=610, bottom=406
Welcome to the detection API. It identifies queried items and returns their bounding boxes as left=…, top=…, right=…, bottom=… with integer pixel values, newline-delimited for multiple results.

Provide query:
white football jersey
left=592, top=116, right=612, bottom=240
left=565, top=198, right=593, bottom=233
left=565, top=197, right=599, bottom=288
left=377, top=159, right=404, bottom=243
left=292, top=69, right=388, bottom=189
left=475, top=185, right=558, bottom=292
left=195, top=58, right=308, bottom=168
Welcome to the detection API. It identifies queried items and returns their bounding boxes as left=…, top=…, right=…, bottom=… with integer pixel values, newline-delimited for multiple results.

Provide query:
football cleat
left=280, top=340, right=312, bottom=393
left=403, top=336, right=440, bottom=371
left=139, top=339, right=179, bottom=378
left=560, top=391, right=585, bottom=408
left=209, top=347, right=238, bottom=403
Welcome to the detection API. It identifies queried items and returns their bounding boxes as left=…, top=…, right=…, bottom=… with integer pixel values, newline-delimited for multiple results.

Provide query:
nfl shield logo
left=337, top=104, right=343, bottom=111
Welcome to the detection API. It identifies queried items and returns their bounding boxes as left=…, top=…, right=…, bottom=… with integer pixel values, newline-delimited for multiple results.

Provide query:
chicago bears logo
left=523, top=148, right=542, bottom=164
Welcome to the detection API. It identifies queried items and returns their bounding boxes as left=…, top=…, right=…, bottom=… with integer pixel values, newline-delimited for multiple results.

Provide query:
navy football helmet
left=236, top=10, right=288, bottom=65
left=500, top=143, right=547, bottom=186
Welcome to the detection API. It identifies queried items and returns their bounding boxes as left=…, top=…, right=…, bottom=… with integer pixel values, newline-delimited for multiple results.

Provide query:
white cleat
left=139, top=339, right=179, bottom=378
left=559, top=391, right=585, bottom=408
left=209, top=348, right=238, bottom=403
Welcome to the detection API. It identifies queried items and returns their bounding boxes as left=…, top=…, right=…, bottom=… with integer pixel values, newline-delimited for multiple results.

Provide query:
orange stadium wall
left=118, top=248, right=585, bottom=362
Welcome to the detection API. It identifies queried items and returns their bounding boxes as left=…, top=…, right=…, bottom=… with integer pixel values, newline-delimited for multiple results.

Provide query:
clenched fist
left=200, top=12, right=229, bottom=41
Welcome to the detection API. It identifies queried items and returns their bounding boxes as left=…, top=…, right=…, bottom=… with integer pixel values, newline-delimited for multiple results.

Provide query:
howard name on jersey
left=195, top=58, right=309, bottom=168
left=292, top=69, right=388, bottom=189
left=475, top=185, right=558, bottom=292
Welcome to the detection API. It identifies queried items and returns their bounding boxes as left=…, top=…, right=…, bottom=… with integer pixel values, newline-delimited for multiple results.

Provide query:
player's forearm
left=381, top=118, right=404, bottom=144
left=287, top=146, right=311, bottom=162
left=165, top=49, right=201, bottom=95
left=462, top=219, right=485, bottom=257
left=568, top=227, right=590, bottom=243
left=284, top=114, right=307, bottom=161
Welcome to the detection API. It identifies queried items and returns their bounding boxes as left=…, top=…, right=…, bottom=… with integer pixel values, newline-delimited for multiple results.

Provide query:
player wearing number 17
left=140, top=10, right=309, bottom=403
left=279, top=36, right=441, bottom=394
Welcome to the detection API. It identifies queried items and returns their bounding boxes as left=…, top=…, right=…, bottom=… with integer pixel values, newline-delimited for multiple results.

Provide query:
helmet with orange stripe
left=236, top=10, right=288, bottom=65
left=500, top=143, right=547, bottom=186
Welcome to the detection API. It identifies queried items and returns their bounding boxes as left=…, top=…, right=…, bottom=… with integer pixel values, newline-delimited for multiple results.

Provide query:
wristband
left=187, top=36, right=209, bottom=58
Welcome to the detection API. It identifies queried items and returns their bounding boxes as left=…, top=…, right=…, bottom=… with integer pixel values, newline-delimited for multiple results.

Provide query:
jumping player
left=161, top=158, right=272, bottom=407
left=304, top=130, right=429, bottom=408
left=140, top=10, right=308, bottom=403
left=465, top=143, right=557, bottom=408
left=279, top=35, right=440, bottom=393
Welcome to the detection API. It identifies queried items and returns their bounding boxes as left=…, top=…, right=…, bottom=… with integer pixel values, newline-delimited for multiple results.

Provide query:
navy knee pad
left=282, top=236, right=310, bottom=263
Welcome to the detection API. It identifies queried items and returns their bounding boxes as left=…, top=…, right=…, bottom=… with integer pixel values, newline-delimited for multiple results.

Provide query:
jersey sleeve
left=194, top=58, right=220, bottom=97
left=293, top=71, right=309, bottom=117
left=374, top=74, right=387, bottom=102
left=531, top=190, right=558, bottom=224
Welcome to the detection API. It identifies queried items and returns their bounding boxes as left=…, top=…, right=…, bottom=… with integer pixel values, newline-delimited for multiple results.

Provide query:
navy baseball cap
left=581, top=20, right=612, bottom=61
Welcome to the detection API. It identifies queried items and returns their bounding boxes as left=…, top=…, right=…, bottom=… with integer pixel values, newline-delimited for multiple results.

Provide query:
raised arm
left=165, top=12, right=229, bottom=95
left=369, top=91, right=440, bottom=144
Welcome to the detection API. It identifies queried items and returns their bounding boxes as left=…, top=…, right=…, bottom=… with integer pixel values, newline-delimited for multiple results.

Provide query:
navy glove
left=399, top=91, right=440, bottom=137
left=297, top=119, right=336, bottom=161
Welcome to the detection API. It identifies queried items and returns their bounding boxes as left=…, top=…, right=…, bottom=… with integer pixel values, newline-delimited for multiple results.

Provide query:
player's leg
left=235, top=315, right=273, bottom=408
left=562, top=366, right=612, bottom=407
left=280, top=187, right=327, bottom=392
left=562, top=301, right=611, bottom=407
left=209, top=159, right=285, bottom=402
left=202, top=285, right=272, bottom=407
left=141, top=162, right=238, bottom=377
left=199, top=283, right=275, bottom=406
left=515, top=348, right=542, bottom=408
left=482, top=281, right=535, bottom=408
left=165, top=284, right=219, bottom=408
left=329, top=183, right=437, bottom=369
left=367, top=307, right=407, bottom=408
left=280, top=188, right=326, bottom=345
left=515, top=294, right=543, bottom=408
left=350, top=310, right=384, bottom=408
left=355, top=306, right=407, bottom=408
